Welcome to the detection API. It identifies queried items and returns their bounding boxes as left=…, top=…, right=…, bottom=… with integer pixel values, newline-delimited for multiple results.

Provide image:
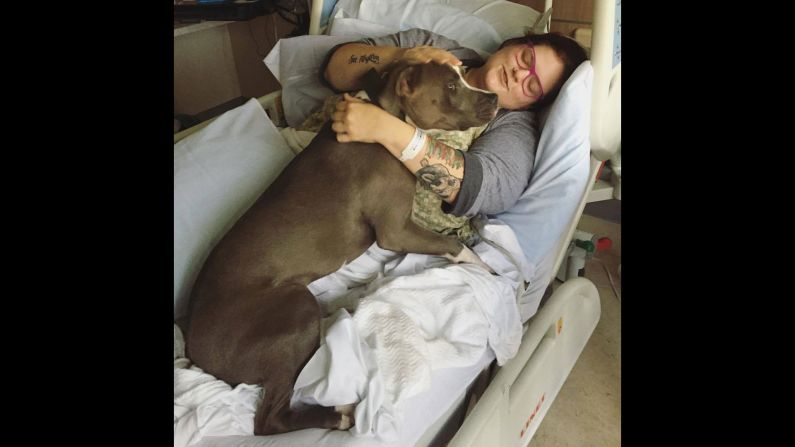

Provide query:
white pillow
left=264, top=34, right=359, bottom=128
left=174, top=99, right=294, bottom=321
left=467, top=1, right=549, bottom=41
left=350, top=0, right=503, bottom=54
left=495, top=61, right=593, bottom=321
left=329, top=0, right=548, bottom=53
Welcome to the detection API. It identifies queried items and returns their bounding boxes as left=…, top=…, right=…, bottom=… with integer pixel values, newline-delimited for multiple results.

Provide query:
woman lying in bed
left=321, top=29, right=587, bottom=243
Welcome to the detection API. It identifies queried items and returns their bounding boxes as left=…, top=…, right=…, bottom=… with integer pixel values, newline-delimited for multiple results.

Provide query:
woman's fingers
left=331, top=119, right=352, bottom=142
left=432, top=49, right=462, bottom=66
left=402, top=46, right=462, bottom=66
left=332, top=93, right=380, bottom=143
left=342, top=92, right=365, bottom=103
left=331, top=119, right=345, bottom=133
left=332, top=101, right=355, bottom=141
left=335, top=97, right=347, bottom=112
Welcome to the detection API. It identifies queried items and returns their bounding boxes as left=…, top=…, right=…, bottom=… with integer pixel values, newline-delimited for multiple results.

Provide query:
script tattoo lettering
left=348, top=53, right=380, bottom=64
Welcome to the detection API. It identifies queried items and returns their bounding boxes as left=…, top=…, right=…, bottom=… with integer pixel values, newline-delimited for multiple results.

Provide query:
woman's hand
left=398, top=46, right=462, bottom=66
left=332, top=93, right=394, bottom=144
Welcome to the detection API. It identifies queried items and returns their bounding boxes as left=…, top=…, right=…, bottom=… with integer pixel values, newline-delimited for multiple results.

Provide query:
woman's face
left=473, top=42, right=565, bottom=110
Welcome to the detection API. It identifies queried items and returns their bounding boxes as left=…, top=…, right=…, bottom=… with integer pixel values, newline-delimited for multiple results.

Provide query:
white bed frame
left=174, top=1, right=620, bottom=445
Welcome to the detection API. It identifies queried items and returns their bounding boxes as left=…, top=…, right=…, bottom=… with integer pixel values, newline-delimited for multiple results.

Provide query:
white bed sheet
left=178, top=219, right=528, bottom=447
left=191, top=351, right=493, bottom=447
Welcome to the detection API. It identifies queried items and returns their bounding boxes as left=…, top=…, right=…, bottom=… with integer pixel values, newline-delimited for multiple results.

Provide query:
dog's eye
left=447, top=82, right=456, bottom=91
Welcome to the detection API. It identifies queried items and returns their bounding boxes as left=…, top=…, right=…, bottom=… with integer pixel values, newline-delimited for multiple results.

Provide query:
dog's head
left=380, top=61, right=499, bottom=131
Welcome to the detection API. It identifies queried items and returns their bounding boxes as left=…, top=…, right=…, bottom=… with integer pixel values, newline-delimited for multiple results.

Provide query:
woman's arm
left=444, top=110, right=539, bottom=216
left=333, top=94, right=465, bottom=204
left=323, top=44, right=403, bottom=92
left=323, top=44, right=462, bottom=92
left=336, top=105, right=539, bottom=216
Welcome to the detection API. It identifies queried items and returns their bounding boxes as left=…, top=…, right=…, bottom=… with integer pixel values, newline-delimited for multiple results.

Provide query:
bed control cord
left=601, top=260, right=621, bottom=301
left=591, top=257, right=621, bottom=302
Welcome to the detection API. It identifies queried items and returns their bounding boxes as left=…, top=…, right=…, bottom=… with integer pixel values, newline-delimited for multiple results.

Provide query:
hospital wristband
left=399, top=128, right=427, bottom=161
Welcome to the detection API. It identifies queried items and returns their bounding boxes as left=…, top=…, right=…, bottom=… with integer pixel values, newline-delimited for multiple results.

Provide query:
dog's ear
left=396, top=65, right=418, bottom=98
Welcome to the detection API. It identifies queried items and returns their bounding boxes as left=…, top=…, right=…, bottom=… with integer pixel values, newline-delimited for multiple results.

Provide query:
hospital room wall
left=174, top=13, right=295, bottom=117
left=513, top=0, right=594, bottom=38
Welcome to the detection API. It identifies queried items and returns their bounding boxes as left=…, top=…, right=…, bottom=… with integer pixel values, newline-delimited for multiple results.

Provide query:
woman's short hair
left=499, top=32, right=588, bottom=110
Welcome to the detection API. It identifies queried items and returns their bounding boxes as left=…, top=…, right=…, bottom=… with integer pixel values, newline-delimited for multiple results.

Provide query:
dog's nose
left=476, top=93, right=499, bottom=121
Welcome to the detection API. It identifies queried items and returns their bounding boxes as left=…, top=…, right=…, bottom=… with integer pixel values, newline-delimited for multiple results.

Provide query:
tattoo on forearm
left=348, top=54, right=380, bottom=64
left=425, top=137, right=464, bottom=170
left=416, top=159, right=462, bottom=199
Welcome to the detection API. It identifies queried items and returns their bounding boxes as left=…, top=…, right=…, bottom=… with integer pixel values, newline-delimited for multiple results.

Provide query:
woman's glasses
left=515, top=42, right=545, bottom=100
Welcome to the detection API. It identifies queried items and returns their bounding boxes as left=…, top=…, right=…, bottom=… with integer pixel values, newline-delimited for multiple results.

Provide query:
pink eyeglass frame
left=514, top=42, right=545, bottom=100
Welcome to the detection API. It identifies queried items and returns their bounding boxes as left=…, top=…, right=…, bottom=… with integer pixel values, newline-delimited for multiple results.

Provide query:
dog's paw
left=335, top=404, right=356, bottom=430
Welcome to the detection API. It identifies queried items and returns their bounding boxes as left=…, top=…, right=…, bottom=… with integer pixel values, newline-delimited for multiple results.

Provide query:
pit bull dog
left=185, top=61, right=499, bottom=435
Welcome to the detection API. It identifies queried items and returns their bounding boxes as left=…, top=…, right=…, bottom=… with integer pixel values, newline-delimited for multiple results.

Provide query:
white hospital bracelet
left=399, top=128, right=427, bottom=161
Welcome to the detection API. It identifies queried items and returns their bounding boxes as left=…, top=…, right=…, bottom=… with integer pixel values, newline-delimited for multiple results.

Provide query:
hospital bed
left=174, top=1, right=621, bottom=445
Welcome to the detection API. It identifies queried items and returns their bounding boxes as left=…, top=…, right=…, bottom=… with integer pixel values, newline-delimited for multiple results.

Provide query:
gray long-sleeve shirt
left=321, top=28, right=539, bottom=217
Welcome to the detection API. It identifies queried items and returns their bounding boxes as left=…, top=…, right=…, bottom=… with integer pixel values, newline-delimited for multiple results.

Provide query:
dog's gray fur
left=186, top=62, right=498, bottom=435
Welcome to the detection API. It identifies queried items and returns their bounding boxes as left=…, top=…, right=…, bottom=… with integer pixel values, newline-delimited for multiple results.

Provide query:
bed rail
left=173, top=90, right=283, bottom=144
left=550, top=0, right=620, bottom=296
left=447, top=0, right=620, bottom=444
left=448, top=278, right=600, bottom=447
left=309, top=0, right=325, bottom=35
left=589, top=0, right=621, bottom=162
left=174, top=3, right=620, bottom=445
